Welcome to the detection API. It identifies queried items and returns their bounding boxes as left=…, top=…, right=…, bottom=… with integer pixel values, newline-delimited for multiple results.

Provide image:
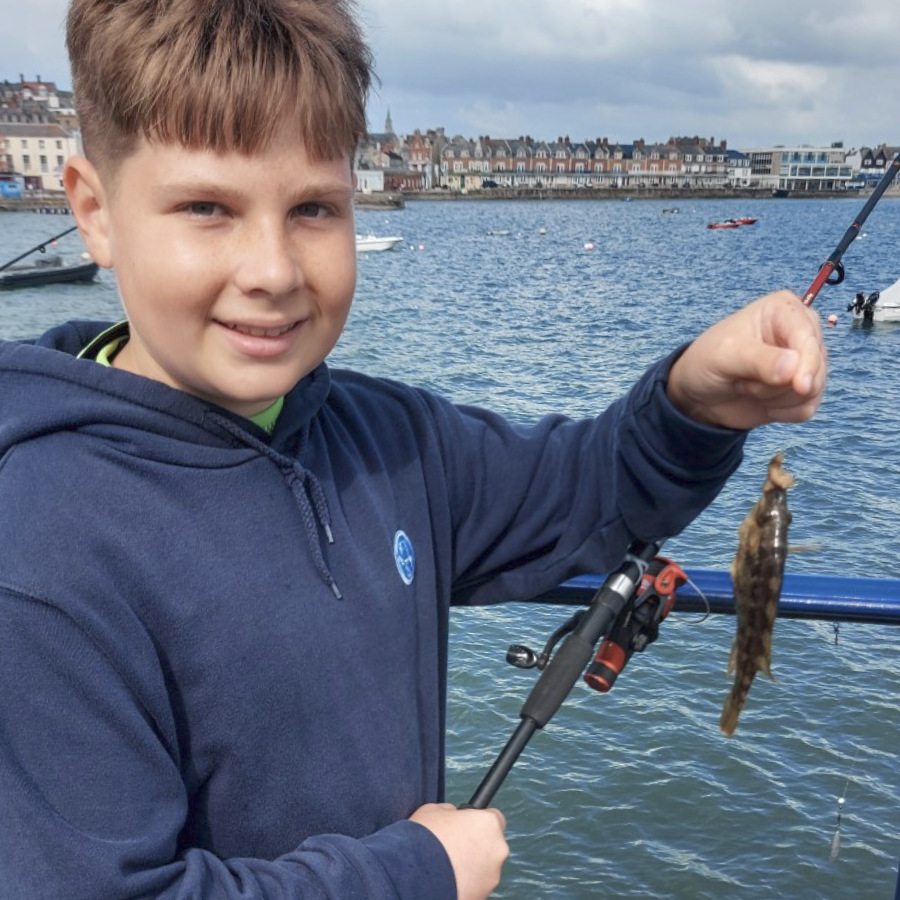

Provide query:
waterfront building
left=744, top=144, right=854, bottom=193
left=405, top=128, right=444, bottom=190
left=856, top=145, right=900, bottom=189
left=0, top=122, right=79, bottom=192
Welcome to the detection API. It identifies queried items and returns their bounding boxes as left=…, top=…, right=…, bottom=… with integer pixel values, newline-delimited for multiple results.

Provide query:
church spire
left=385, top=108, right=394, bottom=135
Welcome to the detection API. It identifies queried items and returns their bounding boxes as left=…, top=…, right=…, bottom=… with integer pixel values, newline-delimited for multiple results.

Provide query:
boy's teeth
left=230, top=323, right=292, bottom=337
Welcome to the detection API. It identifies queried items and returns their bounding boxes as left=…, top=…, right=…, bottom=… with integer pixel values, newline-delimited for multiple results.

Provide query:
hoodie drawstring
left=209, top=414, right=342, bottom=599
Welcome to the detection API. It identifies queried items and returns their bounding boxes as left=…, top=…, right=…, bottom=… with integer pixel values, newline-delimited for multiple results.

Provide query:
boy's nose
left=233, top=221, right=302, bottom=297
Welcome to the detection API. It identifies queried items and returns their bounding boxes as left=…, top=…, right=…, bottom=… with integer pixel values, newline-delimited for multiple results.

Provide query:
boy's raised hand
left=410, top=803, right=509, bottom=900
left=666, top=290, right=826, bottom=431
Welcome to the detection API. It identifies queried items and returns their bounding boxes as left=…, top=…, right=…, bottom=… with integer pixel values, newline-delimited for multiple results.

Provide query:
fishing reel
left=506, top=557, right=687, bottom=693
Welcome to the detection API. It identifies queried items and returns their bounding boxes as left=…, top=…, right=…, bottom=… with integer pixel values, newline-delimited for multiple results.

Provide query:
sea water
left=3, top=198, right=900, bottom=899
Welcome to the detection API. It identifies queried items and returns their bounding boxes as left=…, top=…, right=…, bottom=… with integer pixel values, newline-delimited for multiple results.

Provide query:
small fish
left=720, top=453, right=793, bottom=736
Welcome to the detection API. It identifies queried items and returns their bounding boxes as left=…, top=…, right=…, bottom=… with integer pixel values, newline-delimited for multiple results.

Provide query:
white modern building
left=743, top=145, right=854, bottom=192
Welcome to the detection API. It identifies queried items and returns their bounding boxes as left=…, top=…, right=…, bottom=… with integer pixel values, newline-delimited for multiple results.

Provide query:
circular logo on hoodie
left=394, top=530, right=415, bottom=585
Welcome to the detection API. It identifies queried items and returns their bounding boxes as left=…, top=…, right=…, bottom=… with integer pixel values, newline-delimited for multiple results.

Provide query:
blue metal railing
left=537, top=570, right=900, bottom=625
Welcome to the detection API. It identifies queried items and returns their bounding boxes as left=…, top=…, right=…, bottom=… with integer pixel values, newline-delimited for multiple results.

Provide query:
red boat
left=707, top=217, right=758, bottom=230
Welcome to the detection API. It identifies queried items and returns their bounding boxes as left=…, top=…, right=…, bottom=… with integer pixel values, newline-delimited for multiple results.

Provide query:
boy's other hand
left=666, top=290, right=826, bottom=431
left=410, top=802, right=508, bottom=900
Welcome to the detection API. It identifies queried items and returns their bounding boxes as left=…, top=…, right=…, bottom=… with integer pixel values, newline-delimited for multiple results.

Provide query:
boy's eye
left=294, top=202, right=328, bottom=218
left=187, top=201, right=221, bottom=217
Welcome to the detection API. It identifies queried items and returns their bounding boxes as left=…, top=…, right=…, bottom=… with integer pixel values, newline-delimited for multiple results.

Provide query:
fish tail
left=720, top=675, right=754, bottom=736
left=720, top=698, right=741, bottom=736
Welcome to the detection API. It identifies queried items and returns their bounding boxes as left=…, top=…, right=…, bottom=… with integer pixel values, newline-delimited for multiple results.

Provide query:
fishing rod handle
left=464, top=541, right=662, bottom=810
left=519, top=540, right=661, bottom=728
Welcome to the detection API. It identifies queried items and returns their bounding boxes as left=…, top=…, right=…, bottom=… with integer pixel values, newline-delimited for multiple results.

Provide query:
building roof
left=0, top=122, right=73, bottom=139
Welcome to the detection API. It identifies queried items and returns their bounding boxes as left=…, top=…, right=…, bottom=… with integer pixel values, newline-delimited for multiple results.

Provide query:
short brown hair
left=67, top=0, right=374, bottom=169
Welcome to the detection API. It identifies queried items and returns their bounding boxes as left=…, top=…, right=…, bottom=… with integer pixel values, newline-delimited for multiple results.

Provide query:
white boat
left=355, top=234, right=403, bottom=253
left=848, top=275, right=900, bottom=322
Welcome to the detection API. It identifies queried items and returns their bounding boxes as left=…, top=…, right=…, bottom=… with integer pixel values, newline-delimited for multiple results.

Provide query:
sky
left=3, top=0, right=898, bottom=151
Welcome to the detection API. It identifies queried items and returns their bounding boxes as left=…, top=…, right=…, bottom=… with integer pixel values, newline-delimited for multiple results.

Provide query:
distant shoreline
left=397, top=186, right=897, bottom=203
left=4, top=186, right=896, bottom=216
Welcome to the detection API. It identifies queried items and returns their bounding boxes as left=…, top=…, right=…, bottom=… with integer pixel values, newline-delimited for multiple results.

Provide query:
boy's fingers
left=735, top=380, right=824, bottom=413
left=729, top=344, right=800, bottom=390
left=768, top=296, right=826, bottom=391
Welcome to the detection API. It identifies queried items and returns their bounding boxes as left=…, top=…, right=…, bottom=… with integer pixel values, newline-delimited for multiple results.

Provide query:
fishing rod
left=0, top=224, right=79, bottom=273
left=802, top=152, right=900, bottom=307
left=466, top=540, right=684, bottom=809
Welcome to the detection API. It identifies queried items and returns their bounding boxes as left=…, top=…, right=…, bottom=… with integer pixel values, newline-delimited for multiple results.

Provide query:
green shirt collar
left=78, top=321, right=284, bottom=435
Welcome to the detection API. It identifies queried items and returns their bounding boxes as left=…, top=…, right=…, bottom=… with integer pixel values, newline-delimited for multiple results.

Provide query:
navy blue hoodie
left=0, top=321, right=744, bottom=899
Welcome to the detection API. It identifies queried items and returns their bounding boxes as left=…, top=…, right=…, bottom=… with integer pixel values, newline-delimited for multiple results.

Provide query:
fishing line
left=829, top=745, right=861, bottom=862
left=680, top=574, right=711, bottom=624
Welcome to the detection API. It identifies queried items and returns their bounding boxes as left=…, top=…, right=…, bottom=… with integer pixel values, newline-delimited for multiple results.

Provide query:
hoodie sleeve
left=428, top=349, right=746, bottom=604
left=0, top=586, right=456, bottom=900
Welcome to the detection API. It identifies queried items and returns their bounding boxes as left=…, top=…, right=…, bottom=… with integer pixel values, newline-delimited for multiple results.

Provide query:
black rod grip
left=519, top=633, right=595, bottom=727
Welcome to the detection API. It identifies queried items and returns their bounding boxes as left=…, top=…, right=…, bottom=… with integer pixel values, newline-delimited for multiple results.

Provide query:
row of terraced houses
left=357, top=120, right=898, bottom=195
left=2, top=79, right=898, bottom=197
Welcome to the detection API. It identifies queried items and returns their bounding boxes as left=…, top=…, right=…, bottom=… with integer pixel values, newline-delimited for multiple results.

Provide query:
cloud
left=1, top=0, right=897, bottom=150
left=0, top=0, right=71, bottom=85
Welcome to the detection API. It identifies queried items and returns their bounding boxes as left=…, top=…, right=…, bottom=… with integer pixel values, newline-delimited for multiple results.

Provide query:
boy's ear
left=64, top=157, right=114, bottom=269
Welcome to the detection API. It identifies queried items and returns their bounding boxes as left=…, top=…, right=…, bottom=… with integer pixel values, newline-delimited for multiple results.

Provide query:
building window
left=40, top=155, right=48, bottom=173
left=23, top=154, right=31, bottom=169
left=39, top=140, right=45, bottom=150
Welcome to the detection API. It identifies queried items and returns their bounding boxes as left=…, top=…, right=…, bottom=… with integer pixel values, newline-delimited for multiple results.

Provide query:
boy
left=0, top=0, right=824, bottom=898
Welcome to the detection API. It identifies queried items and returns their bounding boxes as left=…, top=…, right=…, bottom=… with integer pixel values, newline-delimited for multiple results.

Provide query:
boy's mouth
left=222, top=321, right=299, bottom=338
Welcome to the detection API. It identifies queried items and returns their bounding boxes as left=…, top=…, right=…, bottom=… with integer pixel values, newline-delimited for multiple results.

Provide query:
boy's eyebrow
left=150, top=180, right=355, bottom=203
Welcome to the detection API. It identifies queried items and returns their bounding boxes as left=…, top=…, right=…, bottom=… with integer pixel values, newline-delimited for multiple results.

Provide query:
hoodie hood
left=0, top=320, right=341, bottom=595
left=1, top=320, right=332, bottom=455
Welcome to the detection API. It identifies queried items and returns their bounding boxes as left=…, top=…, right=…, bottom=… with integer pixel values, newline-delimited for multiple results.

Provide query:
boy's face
left=68, top=124, right=357, bottom=417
